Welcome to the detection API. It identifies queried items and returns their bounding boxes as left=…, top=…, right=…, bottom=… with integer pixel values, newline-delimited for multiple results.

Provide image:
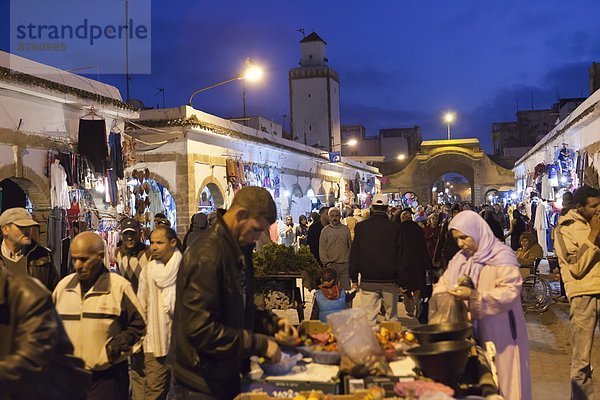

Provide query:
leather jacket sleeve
left=181, top=252, right=269, bottom=360
left=0, top=276, right=62, bottom=388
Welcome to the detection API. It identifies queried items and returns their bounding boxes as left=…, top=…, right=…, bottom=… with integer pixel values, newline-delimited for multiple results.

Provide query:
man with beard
left=53, top=232, right=145, bottom=400
left=0, top=207, right=58, bottom=290
left=319, top=208, right=352, bottom=290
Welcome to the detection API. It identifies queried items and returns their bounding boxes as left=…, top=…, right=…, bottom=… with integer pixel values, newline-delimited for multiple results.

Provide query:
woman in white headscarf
left=431, top=210, right=531, bottom=400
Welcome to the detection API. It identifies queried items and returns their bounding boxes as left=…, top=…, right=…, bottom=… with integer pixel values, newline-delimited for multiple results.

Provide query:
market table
left=255, top=274, right=305, bottom=322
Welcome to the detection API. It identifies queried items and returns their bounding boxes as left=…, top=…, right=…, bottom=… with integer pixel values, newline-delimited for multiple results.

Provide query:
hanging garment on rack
left=534, top=200, right=549, bottom=256
left=108, top=130, right=124, bottom=179
left=58, top=151, right=74, bottom=186
left=78, top=119, right=108, bottom=174
left=47, top=207, right=67, bottom=277
left=51, top=160, right=71, bottom=209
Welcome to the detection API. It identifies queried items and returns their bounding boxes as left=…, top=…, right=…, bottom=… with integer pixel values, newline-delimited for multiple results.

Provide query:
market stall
left=238, top=315, right=499, bottom=399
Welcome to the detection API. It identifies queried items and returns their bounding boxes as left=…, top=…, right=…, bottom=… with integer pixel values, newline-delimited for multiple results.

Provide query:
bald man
left=53, top=232, right=146, bottom=400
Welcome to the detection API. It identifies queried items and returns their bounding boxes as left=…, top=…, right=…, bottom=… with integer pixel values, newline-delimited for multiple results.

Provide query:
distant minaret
left=289, top=32, right=341, bottom=151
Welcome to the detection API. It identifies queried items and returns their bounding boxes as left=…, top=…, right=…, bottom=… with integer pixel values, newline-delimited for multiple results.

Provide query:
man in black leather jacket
left=0, top=263, right=90, bottom=399
left=0, top=207, right=59, bottom=291
left=172, top=187, right=297, bottom=399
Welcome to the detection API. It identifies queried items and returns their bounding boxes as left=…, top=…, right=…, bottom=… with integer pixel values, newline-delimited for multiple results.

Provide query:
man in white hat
left=0, top=207, right=58, bottom=290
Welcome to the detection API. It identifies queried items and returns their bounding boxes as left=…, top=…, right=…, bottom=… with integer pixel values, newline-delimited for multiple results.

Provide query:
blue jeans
left=569, top=295, right=600, bottom=400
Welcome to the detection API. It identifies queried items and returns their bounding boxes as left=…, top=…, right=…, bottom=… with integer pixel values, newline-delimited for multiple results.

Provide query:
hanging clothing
left=50, top=160, right=70, bottom=209
left=108, top=130, right=124, bottom=179
left=78, top=119, right=108, bottom=174
left=534, top=201, right=548, bottom=256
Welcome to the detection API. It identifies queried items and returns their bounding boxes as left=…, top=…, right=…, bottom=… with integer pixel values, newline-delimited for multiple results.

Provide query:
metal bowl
left=405, top=340, right=472, bottom=384
left=408, top=322, right=473, bottom=344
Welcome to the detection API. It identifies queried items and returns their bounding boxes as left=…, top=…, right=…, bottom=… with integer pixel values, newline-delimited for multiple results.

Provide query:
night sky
left=2, top=0, right=599, bottom=152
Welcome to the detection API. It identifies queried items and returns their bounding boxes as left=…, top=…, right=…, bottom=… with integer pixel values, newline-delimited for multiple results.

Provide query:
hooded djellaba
left=182, top=212, right=209, bottom=251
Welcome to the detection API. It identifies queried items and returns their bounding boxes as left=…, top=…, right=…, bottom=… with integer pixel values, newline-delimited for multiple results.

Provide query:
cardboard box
left=379, top=321, right=403, bottom=333
left=299, top=320, right=329, bottom=335
left=343, top=375, right=414, bottom=397
left=235, top=391, right=361, bottom=400
left=243, top=380, right=340, bottom=397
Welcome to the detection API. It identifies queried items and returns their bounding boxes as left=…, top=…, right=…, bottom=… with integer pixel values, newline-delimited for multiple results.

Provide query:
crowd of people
left=3, top=184, right=600, bottom=399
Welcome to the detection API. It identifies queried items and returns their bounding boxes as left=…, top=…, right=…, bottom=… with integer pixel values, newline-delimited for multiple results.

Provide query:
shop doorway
left=198, top=183, right=224, bottom=213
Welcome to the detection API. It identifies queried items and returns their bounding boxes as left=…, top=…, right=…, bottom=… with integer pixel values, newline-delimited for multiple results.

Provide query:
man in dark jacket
left=172, top=187, right=297, bottom=399
left=0, top=263, right=90, bottom=399
left=0, top=207, right=59, bottom=291
left=397, top=211, right=432, bottom=320
left=349, top=194, right=404, bottom=323
left=306, top=206, right=329, bottom=265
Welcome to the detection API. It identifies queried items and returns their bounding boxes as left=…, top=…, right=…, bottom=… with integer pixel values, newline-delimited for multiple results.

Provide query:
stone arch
left=417, top=152, right=476, bottom=204
left=0, top=164, right=51, bottom=210
left=197, top=176, right=226, bottom=210
left=0, top=164, right=51, bottom=246
left=387, top=139, right=514, bottom=205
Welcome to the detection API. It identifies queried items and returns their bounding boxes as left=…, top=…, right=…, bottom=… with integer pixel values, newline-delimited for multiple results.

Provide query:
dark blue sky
left=2, top=0, right=599, bottom=152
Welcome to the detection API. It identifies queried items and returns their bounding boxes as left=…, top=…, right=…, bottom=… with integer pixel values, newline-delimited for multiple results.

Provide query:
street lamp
left=397, top=154, right=406, bottom=161
left=328, top=139, right=358, bottom=152
left=188, top=58, right=264, bottom=112
left=444, top=112, right=455, bottom=140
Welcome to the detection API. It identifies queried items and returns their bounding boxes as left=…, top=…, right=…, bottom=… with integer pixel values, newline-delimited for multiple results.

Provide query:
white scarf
left=141, top=250, right=181, bottom=357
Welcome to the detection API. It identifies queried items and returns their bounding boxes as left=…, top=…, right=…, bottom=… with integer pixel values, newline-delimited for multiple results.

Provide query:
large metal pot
left=405, top=340, right=472, bottom=385
left=408, top=322, right=473, bottom=344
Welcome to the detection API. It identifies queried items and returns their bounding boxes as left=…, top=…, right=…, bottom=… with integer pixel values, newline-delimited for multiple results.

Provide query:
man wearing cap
left=114, top=217, right=150, bottom=399
left=319, top=207, right=352, bottom=290
left=350, top=194, right=404, bottom=323
left=115, top=218, right=150, bottom=294
left=0, top=207, right=59, bottom=291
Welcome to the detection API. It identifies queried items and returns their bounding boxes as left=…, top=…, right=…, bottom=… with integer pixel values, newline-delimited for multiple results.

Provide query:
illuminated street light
left=188, top=58, right=264, bottom=115
left=397, top=154, right=406, bottom=161
left=444, top=112, right=455, bottom=140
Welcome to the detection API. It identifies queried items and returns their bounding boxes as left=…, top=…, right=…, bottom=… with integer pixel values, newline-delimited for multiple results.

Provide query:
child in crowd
left=313, top=267, right=356, bottom=322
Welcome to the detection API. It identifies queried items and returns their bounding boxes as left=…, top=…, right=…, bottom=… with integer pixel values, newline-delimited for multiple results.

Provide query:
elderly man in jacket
left=172, top=187, right=297, bottom=399
left=555, top=185, right=600, bottom=400
left=53, top=232, right=146, bottom=400
left=0, top=207, right=59, bottom=290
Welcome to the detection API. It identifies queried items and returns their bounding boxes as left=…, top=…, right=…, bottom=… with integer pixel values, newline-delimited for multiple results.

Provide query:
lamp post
left=324, top=139, right=358, bottom=162
left=444, top=112, right=455, bottom=140
left=188, top=58, right=264, bottom=111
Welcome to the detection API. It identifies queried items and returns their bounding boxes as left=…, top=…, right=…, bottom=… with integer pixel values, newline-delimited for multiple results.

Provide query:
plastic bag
left=327, top=308, right=391, bottom=377
left=428, top=292, right=469, bottom=325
